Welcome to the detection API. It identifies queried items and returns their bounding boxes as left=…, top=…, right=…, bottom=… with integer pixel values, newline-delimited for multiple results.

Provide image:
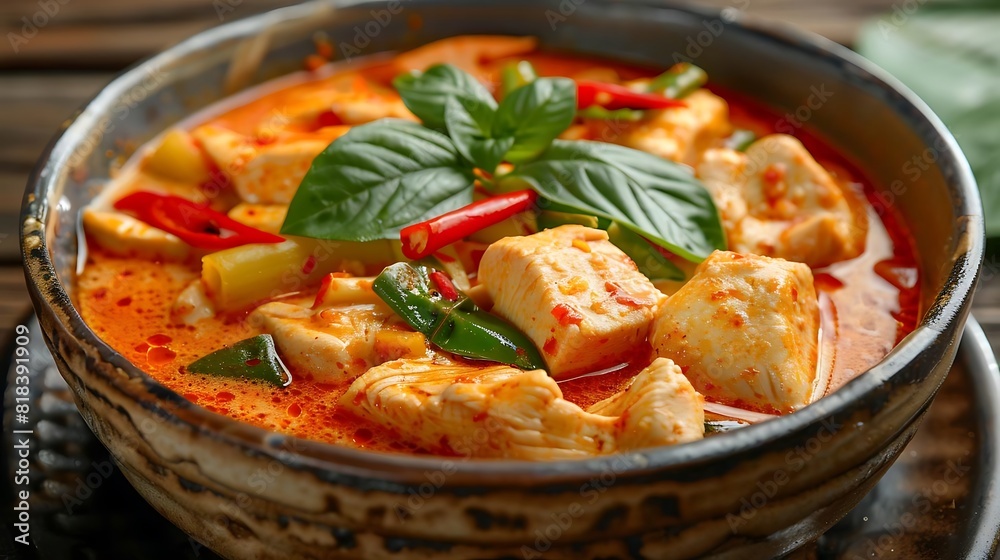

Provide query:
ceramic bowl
left=20, top=1, right=983, bottom=558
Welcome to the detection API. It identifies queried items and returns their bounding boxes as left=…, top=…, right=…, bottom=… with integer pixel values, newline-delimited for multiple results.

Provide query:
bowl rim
left=20, top=0, right=984, bottom=484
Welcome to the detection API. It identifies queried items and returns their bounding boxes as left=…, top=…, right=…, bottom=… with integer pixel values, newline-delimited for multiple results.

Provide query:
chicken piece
left=697, top=135, right=867, bottom=268
left=603, top=90, right=730, bottom=166
left=250, top=301, right=429, bottom=383
left=272, top=74, right=414, bottom=128
left=586, top=358, right=706, bottom=450
left=341, top=357, right=703, bottom=460
left=696, top=147, right=748, bottom=234
left=741, top=135, right=867, bottom=266
left=650, top=251, right=820, bottom=413
left=193, top=125, right=331, bottom=204
left=172, top=280, right=215, bottom=325
left=82, top=209, right=191, bottom=262
left=478, top=225, right=663, bottom=379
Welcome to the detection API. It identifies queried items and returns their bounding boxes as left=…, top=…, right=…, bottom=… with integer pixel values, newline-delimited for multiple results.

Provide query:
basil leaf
left=187, top=335, right=291, bottom=387
left=281, top=119, right=475, bottom=241
left=606, top=222, right=685, bottom=281
left=725, top=129, right=756, bottom=152
left=857, top=7, right=1000, bottom=236
left=501, top=140, right=725, bottom=261
left=492, top=77, right=577, bottom=163
left=393, top=64, right=497, bottom=130
left=948, top=99, right=1000, bottom=239
left=445, top=96, right=513, bottom=171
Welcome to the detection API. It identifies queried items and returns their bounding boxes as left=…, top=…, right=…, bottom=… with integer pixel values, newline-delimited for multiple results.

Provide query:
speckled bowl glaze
left=21, top=1, right=984, bottom=558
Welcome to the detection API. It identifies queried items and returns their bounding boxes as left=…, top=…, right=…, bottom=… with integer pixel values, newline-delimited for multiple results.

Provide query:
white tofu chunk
left=193, top=125, right=328, bottom=204
left=251, top=301, right=429, bottom=383
left=607, top=89, right=731, bottom=165
left=478, top=225, right=663, bottom=379
left=650, top=251, right=820, bottom=413
left=340, top=357, right=703, bottom=459
left=696, top=147, right=749, bottom=234
left=741, top=135, right=867, bottom=266
left=697, top=135, right=867, bottom=268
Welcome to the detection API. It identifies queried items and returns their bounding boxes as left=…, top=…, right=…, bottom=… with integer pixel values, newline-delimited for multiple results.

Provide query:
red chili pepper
left=551, top=303, right=583, bottom=326
left=312, top=273, right=336, bottom=309
left=315, top=110, right=343, bottom=129
left=114, top=191, right=285, bottom=250
left=428, top=271, right=459, bottom=301
left=399, top=190, right=538, bottom=260
left=301, top=255, right=317, bottom=275
left=604, top=281, right=654, bottom=308
left=576, top=81, right=687, bottom=111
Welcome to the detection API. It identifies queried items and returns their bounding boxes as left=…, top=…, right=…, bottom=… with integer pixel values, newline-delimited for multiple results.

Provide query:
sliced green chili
left=373, top=263, right=546, bottom=370
left=576, top=106, right=646, bottom=121
left=648, top=63, right=708, bottom=99
left=187, top=334, right=291, bottom=387
left=500, top=60, right=538, bottom=96
left=726, top=129, right=757, bottom=152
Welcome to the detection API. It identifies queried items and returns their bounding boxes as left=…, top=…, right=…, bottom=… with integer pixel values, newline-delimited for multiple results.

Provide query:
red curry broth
left=76, top=50, right=920, bottom=453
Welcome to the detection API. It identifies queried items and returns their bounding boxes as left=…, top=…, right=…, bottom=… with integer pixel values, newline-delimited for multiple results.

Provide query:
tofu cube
left=734, top=135, right=867, bottom=267
left=610, top=89, right=731, bottom=166
left=251, top=301, right=428, bottom=384
left=650, top=251, right=819, bottom=413
left=193, top=125, right=330, bottom=205
left=478, top=225, right=663, bottom=379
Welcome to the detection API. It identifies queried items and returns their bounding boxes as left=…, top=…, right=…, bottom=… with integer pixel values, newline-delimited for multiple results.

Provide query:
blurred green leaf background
left=857, top=3, right=1000, bottom=239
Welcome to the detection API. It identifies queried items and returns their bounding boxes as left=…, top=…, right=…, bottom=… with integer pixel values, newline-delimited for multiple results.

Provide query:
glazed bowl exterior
left=20, top=1, right=983, bottom=558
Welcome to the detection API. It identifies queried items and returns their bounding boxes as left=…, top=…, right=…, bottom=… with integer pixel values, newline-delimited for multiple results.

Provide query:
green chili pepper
left=576, top=106, right=646, bottom=122
left=647, top=63, right=708, bottom=99
left=187, top=334, right=291, bottom=387
left=500, top=60, right=538, bottom=96
left=726, top=129, right=757, bottom=152
left=607, top=222, right=685, bottom=281
left=373, top=263, right=546, bottom=370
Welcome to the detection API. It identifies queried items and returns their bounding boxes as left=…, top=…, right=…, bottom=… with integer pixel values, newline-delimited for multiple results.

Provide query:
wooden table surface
left=0, top=0, right=996, bottom=353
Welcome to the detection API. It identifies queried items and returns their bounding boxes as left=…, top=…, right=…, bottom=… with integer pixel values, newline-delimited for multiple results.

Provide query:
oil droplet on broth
left=147, top=346, right=177, bottom=365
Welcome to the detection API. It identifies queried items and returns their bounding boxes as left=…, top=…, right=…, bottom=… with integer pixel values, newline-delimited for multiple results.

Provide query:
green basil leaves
left=282, top=62, right=725, bottom=262
left=444, top=96, right=514, bottom=173
left=492, top=76, right=577, bottom=163
left=405, top=63, right=576, bottom=170
left=500, top=140, right=725, bottom=261
left=393, top=64, right=496, bottom=130
left=281, top=120, right=475, bottom=241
